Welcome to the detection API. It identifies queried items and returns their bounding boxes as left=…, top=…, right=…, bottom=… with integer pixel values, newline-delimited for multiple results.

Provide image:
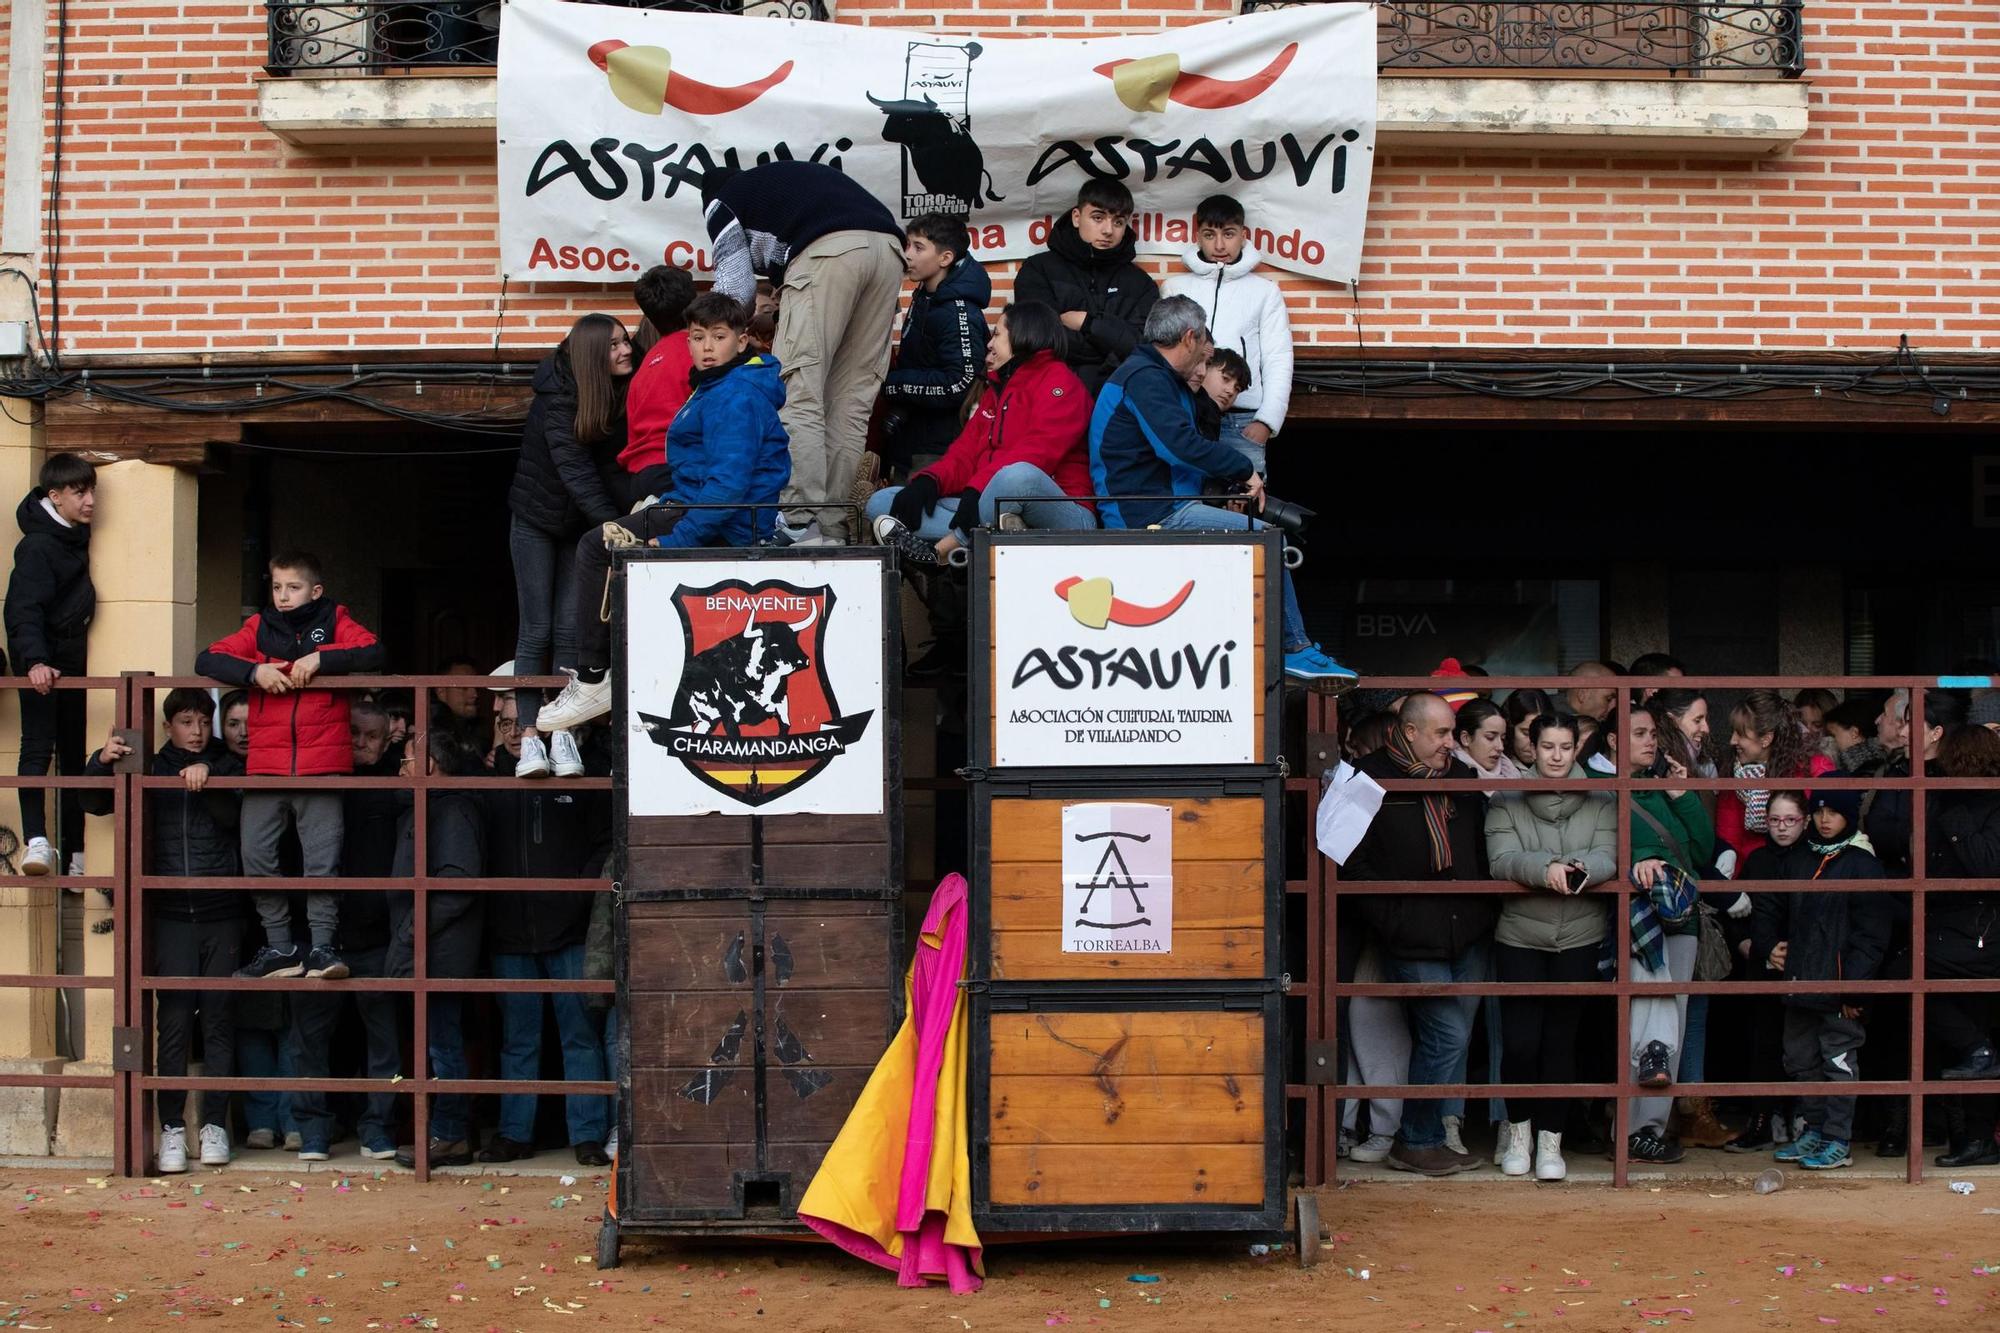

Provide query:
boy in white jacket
left=1162, top=194, right=1295, bottom=478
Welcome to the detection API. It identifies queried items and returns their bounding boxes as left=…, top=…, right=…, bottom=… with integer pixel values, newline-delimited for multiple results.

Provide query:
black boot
left=1876, top=1101, right=1909, bottom=1158
left=1935, top=1101, right=1971, bottom=1167
left=1723, top=1110, right=1776, bottom=1154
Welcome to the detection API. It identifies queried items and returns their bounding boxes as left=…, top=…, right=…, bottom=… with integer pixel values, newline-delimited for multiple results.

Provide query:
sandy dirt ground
left=0, top=1168, right=1995, bottom=1331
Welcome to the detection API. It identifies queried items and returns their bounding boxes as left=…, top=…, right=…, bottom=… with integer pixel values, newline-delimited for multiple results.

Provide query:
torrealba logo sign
left=625, top=560, right=886, bottom=817
left=992, top=543, right=1257, bottom=768
left=638, top=581, right=874, bottom=807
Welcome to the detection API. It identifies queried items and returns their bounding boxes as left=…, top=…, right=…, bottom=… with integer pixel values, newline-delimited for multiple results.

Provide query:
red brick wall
left=29, top=1, right=2000, bottom=356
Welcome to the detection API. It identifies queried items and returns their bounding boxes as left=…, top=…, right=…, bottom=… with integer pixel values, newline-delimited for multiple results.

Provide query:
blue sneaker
left=1774, top=1128, right=1824, bottom=1163
left=1798, top=1137, right=1852, bottom=1171
left=1284, top=643, right=1359, bottom=683
left=297, top=1140, right=331, bottom=1162
left=359, top=1137, right=397, bottom=1161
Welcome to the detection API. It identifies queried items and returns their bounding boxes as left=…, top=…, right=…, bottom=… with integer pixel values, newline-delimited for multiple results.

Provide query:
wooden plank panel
left=764, top=1142, right=838, bottom=1212
left=989, top=798, right=1264, bottom=862
left=767, top=988, right=897, bottom=1066
left=762, top=814, right=893, bottom=845
left=990, top=1074, right=1261, bottom=1145
left=987, top=1011, right=1262, bottom=1078
left=625, top=1143, right=755, bottom=1213
left=626, top=843, right=753, bottom=889
left=762, top=841, right=891, bottom=889
left=627, top=815, right=750, bottom=848
left=764, top=1066, right=877, bottom=1144
left=626, top=913, right=753, bottom=992
left=992, top=927, right=1262, bottom=979
left=626, top=992, right=755, bottom=1069
left=990, top=861, right=1263, bottom=933
left=987, top=1144, right=1264, bottom=1206
left=763, top=904, right=895, bottom=990
left=629, top=1068, right=757, bottom=1143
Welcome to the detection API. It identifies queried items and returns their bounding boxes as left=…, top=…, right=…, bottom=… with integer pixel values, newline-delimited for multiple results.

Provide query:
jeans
left=573, top=504, right=685, bottom=670
left=1218, top=409, right=1267, bottom=479
left=428, top=993, right=471, bottom=1143
left=1153, top=502, right=1309, bottom=652
left=509, top=515, right=577, bottom=732
left=493, top=944, right=610, bottom=1146
left=240, top=793, right=343, bottom=950
left=1383, top=940, right=1491, bottom=1149
left=153, top=916, right=244, bottom=1129
left=866, top=461, right=1098, bottom=535
left=234, top=1022, right=299, bottom=1139
left=289, top=941, right=399, bottom=1149
left=1680, top=994, right=1710, bottom=1085
left=17, top=684, right=85, bottom=856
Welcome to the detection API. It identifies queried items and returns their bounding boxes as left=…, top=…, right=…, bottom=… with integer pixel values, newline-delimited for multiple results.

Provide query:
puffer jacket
left=4, top=488, right=93, bottom=673
left=1750, top=833, right=1891, bottom=1012
left=1161, top=243, right=1294, bottom=431
left=647, top=351, right=791, bottom=549
left=1013, top=215, right=1159, bottom=395
left=917, top=350, right=1094, bottom=511
left=1485, top=774, right=1618, bottom=953
left=507, top=340, right=630, bottom=539
left=195, top=597, right=382, bottom=776
left=1342, top=750, right=1497, bottom=961
left=1925, top=788, right=2000, bottom=938
left=882, top=255, right=992, bottom=461
left=82, top=740, right=246, bottom=922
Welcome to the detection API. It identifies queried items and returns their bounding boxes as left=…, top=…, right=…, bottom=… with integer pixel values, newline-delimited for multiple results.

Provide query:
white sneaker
left=66, top=853, right=85, bottom=878
left=1497, top=1121, right=1533, bottom=1177
left=158, top=1126, right=188, bottom=1174
left=515, top=733, right=551, bottom=779
left=21, top=837, right=56, bottom=877
left=549, top=729, right=585, bottom=778
left=1534, top=1130, right=1567, bottom=1182
left=198, top=1123, right=231, bottom=1167
left=1348, top=1133, right=1395, bottom=1164
left=536, top=670, right=612, bottom=732
left=1442, top=1114, right=1468, bottom=1157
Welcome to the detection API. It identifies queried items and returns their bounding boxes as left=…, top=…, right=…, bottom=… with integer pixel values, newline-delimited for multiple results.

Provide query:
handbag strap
left=1630, top=798, right=1691, bottom=871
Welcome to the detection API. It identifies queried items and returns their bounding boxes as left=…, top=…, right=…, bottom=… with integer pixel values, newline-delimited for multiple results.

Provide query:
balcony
left=257, top=1, right=1810, bottom=155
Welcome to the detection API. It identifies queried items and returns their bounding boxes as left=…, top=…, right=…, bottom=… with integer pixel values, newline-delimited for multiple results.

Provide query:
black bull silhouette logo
left=867, top=93, right=1003, bottom=210
left=672, top=600, right=818, bottom=738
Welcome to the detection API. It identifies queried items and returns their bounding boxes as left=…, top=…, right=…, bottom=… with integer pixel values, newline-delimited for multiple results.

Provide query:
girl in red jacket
left=867, top=302, right=1098, bottom=567
left=1719, top=689, right=1834, bottom=875
left=196, top=551, right=383, bottom=984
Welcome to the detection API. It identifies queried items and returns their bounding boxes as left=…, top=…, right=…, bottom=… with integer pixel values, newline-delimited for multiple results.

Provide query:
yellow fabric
left=796, top=918, right=981, bottom=1262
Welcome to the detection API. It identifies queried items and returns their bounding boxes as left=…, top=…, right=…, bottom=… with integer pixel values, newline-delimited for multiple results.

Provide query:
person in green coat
left=1581, top=699, right=1717, bottom=1165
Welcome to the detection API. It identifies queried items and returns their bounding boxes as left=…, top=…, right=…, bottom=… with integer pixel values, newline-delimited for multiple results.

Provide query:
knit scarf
left=1735, top=760, right=1770, bottom=832
left=1386, top=731, right=1454, bottom=871
left=1838, top=738, right=1888, bottom=775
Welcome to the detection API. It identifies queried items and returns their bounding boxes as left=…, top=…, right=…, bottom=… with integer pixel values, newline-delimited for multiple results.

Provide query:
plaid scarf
left=1624, top=863, right=1701, bottom=973
left=1385, top=730, right=1455, bottom=871
left=1735, top=760, right=1770, bottom=832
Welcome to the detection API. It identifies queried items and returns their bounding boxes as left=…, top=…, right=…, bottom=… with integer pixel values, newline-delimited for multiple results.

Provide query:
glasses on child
left=1767, top=816, right=1804, bottom=828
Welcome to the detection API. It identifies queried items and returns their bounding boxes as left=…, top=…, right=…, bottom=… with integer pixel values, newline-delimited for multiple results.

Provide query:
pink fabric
left=802, top=874, right=982, bottom=1293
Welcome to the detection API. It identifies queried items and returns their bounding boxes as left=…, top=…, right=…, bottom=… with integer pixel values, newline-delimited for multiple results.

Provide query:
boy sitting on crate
left=82, top=688, right=247, bottom=1172
left=537, top=292, right=792, bottom=732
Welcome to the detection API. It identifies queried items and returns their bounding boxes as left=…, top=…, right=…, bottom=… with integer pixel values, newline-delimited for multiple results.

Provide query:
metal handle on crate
left=946, top=546, right=970, bottom=569
left=1283, top=544, right=1303, bottom=570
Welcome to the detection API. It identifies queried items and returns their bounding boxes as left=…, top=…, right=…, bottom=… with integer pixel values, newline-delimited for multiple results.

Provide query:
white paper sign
left=1314, top=759, right=1386, bottom=865
left=497, top=0, right=1378, bottom=284
left=993, top=542, right=1258, bottom=767
left=623, top=557, right=884, bottom=816
left=1062, top=803, right=1174, bottom=954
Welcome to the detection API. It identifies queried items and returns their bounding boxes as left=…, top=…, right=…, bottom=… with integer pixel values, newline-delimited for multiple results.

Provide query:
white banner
left=623, top=557, right=884, bottom=817
left=497, top=0, right=1376, bottom=284
left=992, top=541, right=1258, bottom=768
left=1062, top=803, right=1173, bottom=955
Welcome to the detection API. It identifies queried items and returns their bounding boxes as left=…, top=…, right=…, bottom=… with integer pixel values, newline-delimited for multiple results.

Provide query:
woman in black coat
left=1924, top=725, right=2000, bottom=1166
left=506, top=313, right=633, bottom=779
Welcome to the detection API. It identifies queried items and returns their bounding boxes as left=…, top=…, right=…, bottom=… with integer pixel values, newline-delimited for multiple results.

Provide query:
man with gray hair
left=1087, top=295, right=1355, bottom=681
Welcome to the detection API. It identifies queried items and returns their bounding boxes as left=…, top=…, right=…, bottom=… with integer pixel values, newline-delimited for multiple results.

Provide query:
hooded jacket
left=82, top=740, right=246, bottom=922
left=508, top=340, right=630, bottom=539
left=1161, top=244, right=1294, bottom=433
left=195, top=597, right=383, bottom=776
left=882, top=256, right=993, bottom=459
left=481, top=745, right=610, bottom=956
left=1342, top=750, right=1497, bottom=961
left=1749, top=832, right=1891, bottom=1012
left=5, top=488, right=94, bottom=674
left=619, top=330, right=693, bottom=477
left=1484, top=776, right=1619, bottom=953
left=917, top=351, right=1094, bottom=509
left=1088, top=343, right=1255, bottom=530
left=646, top=351, right=791, bottom=549
left=1013, top=216, right=1159, bottom=396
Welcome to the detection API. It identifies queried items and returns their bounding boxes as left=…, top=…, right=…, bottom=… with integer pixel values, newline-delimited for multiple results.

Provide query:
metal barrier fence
left=1303, top=676, right=2000, bottom=1187
left=0, top=672, right=613, bottom=1182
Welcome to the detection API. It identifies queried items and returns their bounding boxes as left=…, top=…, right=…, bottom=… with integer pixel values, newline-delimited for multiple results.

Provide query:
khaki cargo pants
left=772, top=229, right=908, bottom=542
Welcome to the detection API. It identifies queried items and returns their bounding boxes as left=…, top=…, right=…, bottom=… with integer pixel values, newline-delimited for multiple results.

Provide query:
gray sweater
left=1484, top=775, right=1618, bottom=953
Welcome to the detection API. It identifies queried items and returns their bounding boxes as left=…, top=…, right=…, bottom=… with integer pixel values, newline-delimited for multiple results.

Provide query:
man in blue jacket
left=1088, top=295, right=1355, bottom=681
left=539, top=292, right=793, bottom=730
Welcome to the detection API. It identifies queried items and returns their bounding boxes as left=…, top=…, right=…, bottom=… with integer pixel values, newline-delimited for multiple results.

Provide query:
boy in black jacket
left=1014, top=179, right=1159, bottom=396
left=1756, top=786, right=1890, bottom=1171
left=879, top=212, right=991, bottom=476
left=478, top=698, right=614, bottom=1167
left=83, top=689, right=246, bottom=1172
left=6, top=452, right=97, bottom=878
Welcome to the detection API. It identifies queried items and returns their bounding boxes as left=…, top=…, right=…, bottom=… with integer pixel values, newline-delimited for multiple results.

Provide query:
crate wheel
left=596, top=1217, right=621, bottom=1270
left=1294, top=1192, right=1321, bottom=1269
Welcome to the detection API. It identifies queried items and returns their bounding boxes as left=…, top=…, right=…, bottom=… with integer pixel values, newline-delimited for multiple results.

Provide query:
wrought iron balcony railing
left=266, top=0, right=831, bottom=75
left=1245, top=1, right=1805, bottom=77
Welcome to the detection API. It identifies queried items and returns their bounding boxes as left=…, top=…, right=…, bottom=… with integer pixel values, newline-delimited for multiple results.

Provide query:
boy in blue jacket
left=540, top=292, right=792, bottom=729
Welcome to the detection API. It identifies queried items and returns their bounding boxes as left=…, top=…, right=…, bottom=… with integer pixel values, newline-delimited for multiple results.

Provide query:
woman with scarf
left=1718, top=690, right=1831, bottom=875
left=1485, top=711, right=1617, bottom=1181
left=1580, top=701, right=1717, bottom=1165
left=1455, top=698, right=1525, bottom=794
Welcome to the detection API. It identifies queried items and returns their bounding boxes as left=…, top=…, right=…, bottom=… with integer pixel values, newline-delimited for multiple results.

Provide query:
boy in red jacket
left=196, top=551, right=383, bottom=981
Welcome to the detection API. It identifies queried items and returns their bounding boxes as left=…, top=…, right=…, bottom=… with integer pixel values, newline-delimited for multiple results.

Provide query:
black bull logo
left=638, top=584, right=874, bottom=807
left=867, top=93, right=1003, bottom=210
